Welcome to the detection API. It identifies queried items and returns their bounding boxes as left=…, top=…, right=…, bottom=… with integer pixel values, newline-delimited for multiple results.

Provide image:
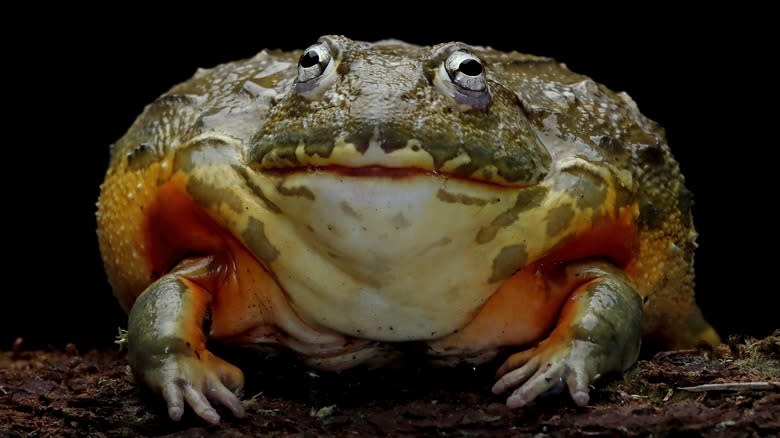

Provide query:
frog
left=96, top=35, right=720, bottom=424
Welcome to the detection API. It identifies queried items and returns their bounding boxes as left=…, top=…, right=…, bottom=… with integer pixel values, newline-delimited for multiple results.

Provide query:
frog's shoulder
left=478, top=45, right=690, bottom=243
left=107, top=49, right=300, bottom=173
left=478, top=46, right=681, bottom=189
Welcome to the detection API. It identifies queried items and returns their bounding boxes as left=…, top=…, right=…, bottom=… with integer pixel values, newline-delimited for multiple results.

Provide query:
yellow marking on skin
left=558, top=157, right=613, bottom=183
left=385, top=139, right=438, bottom=164
left=439, top=149, right=473, bottom=174
left=290, top=138, right=440, bottom=170
left=294, top=140, right=314, bottom=163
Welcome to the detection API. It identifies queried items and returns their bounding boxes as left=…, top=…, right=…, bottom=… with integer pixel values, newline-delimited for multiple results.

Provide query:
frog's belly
left=252, top=171, right=527, bottom=341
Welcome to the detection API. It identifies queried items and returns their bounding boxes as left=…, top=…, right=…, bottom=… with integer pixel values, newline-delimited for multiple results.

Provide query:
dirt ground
left=1, top=332, right=778, bottom=437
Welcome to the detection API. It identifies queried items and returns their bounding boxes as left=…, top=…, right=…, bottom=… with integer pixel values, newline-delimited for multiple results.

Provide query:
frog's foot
left=128, top=268, right=247, bottom=424
left=491, top=261, right=644, bottom=409
left=145, top=349, right=246, bottom=424
left=492, top=337, right=600, bottom=408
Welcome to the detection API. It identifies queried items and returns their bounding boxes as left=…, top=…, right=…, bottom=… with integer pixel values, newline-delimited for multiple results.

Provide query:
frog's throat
left=238, top=170, right=553, bottom=341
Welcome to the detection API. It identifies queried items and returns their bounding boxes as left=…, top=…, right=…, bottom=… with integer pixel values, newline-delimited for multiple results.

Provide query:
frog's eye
left=297, top=43, right=332, bottom=82
left=445, top=50, right=487, bottom=92
left=432, top=47, right=490, bottom=110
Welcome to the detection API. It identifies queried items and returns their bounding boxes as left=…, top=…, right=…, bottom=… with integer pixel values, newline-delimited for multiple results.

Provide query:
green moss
left=729, top=331, right=780, bottom=378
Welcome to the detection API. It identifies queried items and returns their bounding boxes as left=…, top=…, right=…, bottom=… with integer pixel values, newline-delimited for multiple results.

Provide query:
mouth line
left=260, top=165, right=530, bottom=189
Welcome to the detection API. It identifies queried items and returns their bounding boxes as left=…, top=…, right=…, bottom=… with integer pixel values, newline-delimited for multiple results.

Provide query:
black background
left=4, top=8, right=774, bottom=351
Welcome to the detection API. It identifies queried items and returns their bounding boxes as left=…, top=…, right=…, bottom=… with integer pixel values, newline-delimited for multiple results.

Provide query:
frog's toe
left=565, top=364, right=591, bottom=406
left=205, top=379, right=246, bottom=419
left=161, top=381, right=185, bottom=421
left=491, top=351, right=539, bottom=396
left=501, top=358, right=571, bottom=409
left=495, top=347, right=537, bottom=378
left=170, top=379, right=221, bottom=424
left=183, top=353, right=245, bottom=423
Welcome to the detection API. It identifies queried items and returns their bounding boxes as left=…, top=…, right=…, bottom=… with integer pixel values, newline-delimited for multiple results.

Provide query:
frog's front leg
left=127, top=257, right=245, bottom=424
left=492, top=260, right=643, bottom=408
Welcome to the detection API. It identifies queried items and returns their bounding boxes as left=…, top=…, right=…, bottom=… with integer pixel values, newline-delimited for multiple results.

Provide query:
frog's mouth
left=266, top=164, right=426, bottom=179
left=262, top=163, right=500, bottom=187
left=250, top=133, right=550, bottom=188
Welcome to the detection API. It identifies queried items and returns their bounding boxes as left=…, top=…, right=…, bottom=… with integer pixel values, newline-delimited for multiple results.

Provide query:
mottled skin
left=97, top=35, right=720, bottom=423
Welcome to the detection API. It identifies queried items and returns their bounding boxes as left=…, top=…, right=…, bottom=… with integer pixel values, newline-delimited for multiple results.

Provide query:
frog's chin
left=257, top=170, right=530, bottom=341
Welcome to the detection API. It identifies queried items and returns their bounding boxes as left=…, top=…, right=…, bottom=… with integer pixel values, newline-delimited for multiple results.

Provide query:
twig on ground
left=679, top=382, right=780, bottom=392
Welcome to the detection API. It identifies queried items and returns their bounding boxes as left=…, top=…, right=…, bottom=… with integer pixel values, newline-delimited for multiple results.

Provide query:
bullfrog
left=96, top=35, right=720, bottom=424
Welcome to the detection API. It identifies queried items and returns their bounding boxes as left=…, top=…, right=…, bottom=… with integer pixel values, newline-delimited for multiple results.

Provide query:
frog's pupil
left=300, top=51, right=320, bottom=68
left=459, top=59, right=482, bottom=76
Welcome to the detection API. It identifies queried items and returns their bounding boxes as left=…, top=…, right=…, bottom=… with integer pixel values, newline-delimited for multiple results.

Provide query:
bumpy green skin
left=98, top=35, right=719, bottom=424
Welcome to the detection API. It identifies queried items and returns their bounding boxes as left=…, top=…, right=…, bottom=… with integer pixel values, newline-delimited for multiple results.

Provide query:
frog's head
left=249, top=35, right=550, bottom=186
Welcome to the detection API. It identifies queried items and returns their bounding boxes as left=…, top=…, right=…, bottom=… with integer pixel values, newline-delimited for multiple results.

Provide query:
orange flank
left=143, top=176, right=229, bottom=285
left=434, top=207, right=639, bottom=354
left=141, top=176, right=309, bottom=342
left=432, top=262, right=575, bottom=354
left=142, top=177, right=274, bottom=337
left=543, top=206, right=639, bottom=269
